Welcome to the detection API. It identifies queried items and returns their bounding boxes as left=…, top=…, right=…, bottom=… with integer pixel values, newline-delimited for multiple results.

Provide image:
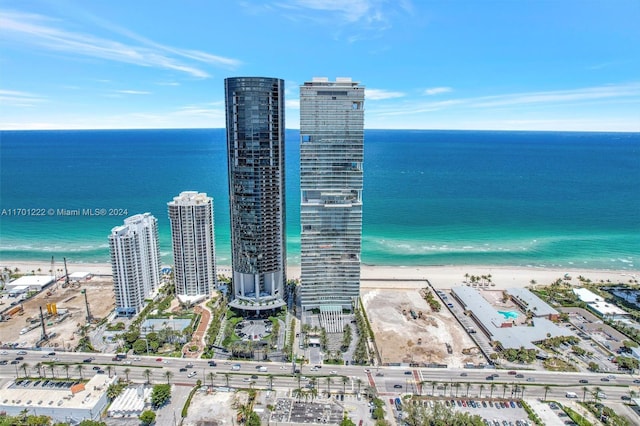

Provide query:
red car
left=156, top=357, right=162, bottom=362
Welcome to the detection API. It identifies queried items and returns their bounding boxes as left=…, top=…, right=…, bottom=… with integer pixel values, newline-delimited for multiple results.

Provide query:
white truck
left=565, top=391, right=578, bottom=398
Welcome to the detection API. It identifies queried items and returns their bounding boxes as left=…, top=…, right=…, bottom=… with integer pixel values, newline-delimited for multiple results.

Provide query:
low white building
left=6, top=275, right=55, bottom=292
left=68, top=272, right=92, bottom=282
left=0, top=374, right=116, bottom=424
left=108, top=385, right=152, bottom=418
left=588, top=301, right=629, bottom=320
left=572, top=288, right=602, bottom=303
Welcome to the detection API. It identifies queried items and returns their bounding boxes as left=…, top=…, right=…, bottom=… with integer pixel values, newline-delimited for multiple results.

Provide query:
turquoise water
left=1, top=129, right=639, bottom=269
left=497, top=311, right=519, bottom=320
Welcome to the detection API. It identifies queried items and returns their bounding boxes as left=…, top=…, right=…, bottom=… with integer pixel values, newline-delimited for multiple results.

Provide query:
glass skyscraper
left=224, top=77, right=287, bottom=314
left=299, top=77, right=365, bottom=312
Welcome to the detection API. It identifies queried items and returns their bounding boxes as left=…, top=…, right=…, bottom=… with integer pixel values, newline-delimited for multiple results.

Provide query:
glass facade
left=299, top=77, right=365, bottom=311
left=225, top=77, right=287, bottom=313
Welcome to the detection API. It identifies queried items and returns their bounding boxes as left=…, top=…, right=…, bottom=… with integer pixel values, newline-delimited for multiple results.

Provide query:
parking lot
left=11, top=378, right=80, bottom=390
left=395, top=398, right=532, bottom=426
left=270, top=398, right=344, bottom=424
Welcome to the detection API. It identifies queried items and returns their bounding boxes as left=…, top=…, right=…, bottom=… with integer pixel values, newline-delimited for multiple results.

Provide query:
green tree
left=340, top=415, right=356, bottom=426
left=151, top=383, right=172, bottom=408
left=245, top=411, right=261, bottom=426
left=143, top=368, right=153, bottom=384
left=139, top=410, right=156, bottom=426
left=164, top=370, right=173, bottom=384
left=106, top=383, right=122, bottom=400
left=74, top=364, right=85, bottom=379
left=543, top=385, right=551, bottom=401
left=78, top=421, right=107, bottom=426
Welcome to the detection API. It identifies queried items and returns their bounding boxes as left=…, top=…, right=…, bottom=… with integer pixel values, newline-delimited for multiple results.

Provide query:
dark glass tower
left=224, top=77, right=287, bottom=314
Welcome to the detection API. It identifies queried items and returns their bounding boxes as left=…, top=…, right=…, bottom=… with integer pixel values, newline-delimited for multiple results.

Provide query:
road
left=0, top=349, right=637, bottom=403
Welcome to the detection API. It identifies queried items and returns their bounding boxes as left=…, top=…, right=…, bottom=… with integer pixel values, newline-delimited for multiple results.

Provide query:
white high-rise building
left=109, top=213, right=161, bottom=316
left=168, top=191, right=216, bottom=303
left=299, top=77, right=365, bottom=313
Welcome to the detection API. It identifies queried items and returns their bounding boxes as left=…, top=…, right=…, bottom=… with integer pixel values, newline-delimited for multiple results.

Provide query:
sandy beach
left=2, top=260, right=638, bottom=291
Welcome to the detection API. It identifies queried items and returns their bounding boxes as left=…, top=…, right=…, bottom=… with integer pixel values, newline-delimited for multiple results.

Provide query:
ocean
left=0, top=129, right=638, bottom=270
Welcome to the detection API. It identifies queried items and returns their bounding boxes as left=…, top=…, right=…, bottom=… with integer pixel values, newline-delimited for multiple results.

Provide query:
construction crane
left=63, top=257, right=70, bottom=288
left=81, top=289, right=92, bottom=322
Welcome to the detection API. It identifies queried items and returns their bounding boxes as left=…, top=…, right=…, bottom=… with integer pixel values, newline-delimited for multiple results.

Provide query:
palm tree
left=207, top=372, right=216, bottom=390
left=48, top=364, right=55, bottom=378
left=431, top=381, right=438, bottom=396
left=143, top=368, right=152, bottom=384
left=464, top=273, right=469, bottom=283
left=21, top=363, right=30, bottom=378
left=465, top=382, right=471, bottom=397
left=454, top=382, right=461, bottom=397
left=582, top=386, right=588, bottom=403
left=355, top=378, right=362, bottom=395
left=309, top=386, right=319, bottom=402
left=342, top=376, right=349, bottom=395
left=34, top=362, right=43, bottom=378
left=224, top=373, right=230, bottom=387
left=325, top=376, right=333, bottom=394
left=124, top=367, right=131, bottom=382
left=267, top=374, right=274, bottom=391
left=593, top=387, right=602, bottom=404
left=502, top=383, right=508, bottom=398
left=63, top=364, right=70, bottom=379
left=106, top=365, right=113, bottom=378
left=442, top=382, right=449, bottom=397
left=292, top=388, right=304, bottom=402
left=489, top=383, right=496, bottom=398
left=479, top=384, right=485, bottom=398
left=76, top=364, right=84, bottom=379
left=543, top=385, right=551, bottom=401
left=164, top=370, right=173, bottom=384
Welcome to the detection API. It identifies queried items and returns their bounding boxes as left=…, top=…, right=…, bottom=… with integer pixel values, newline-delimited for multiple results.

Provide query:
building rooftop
left=452, top=287, right=574, bottom=351
left=507, top=287, right=559, bottom=317
left=0, top=374, right=116, bottom=411
left=588, top=301, right=628, bottom=317
left=452, top=286, right=508, bottom=329
left=7, top=275, right=55, bottom=289
left=573, top=288, right=602, bottom=303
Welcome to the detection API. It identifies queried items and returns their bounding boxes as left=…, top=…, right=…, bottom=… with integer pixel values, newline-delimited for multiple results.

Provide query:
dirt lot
left=362, top=282, right=484, bottom=368
left=182, top=389, right=247, bottom=426
left=0, top=277, right=115, bottom=350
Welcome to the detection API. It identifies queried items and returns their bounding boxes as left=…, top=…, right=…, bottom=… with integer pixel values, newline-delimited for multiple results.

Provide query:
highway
left=1, top=349, right=637, bottom=402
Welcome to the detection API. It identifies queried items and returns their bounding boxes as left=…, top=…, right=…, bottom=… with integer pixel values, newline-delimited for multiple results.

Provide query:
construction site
left=0, top=262, right=115, bottom=350
left=361, top=281, right=485, bottom=368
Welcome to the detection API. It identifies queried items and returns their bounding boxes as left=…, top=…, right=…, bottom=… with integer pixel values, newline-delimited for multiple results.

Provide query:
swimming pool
left=497, top=310, right=519, bottom=320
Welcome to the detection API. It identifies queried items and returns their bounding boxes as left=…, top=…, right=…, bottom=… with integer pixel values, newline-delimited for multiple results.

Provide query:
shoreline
left=2, top=259, right=638, bottom=291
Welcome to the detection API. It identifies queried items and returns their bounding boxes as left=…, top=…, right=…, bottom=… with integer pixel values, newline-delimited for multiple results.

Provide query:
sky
left=1, top=0, right=639, bottom=131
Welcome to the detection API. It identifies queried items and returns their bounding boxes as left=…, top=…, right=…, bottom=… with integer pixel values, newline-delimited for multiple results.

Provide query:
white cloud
left=471, top=83, right=640, bottom=108
left=0, top=89, right=46, bottom=107
left=286, top=99, right=300, bottom=109
left=271, top=0, right=408, bottom=39
left=424, top=87, right=452, bottom=95
left=0, top=10, right=241, bottom=78
left=366, top=88, right=405, bottom=100
left=115, top=90, right=151, bottom=95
